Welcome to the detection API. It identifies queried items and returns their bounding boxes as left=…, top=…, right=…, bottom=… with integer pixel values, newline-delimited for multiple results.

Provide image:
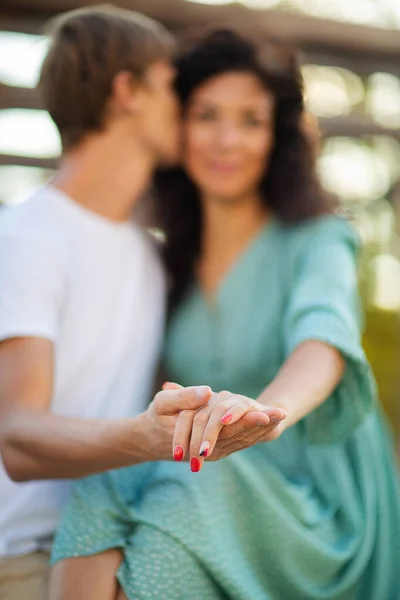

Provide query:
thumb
left=162, top=381, right=182, bottom=391
left=153, top=385, right=212, bottom=414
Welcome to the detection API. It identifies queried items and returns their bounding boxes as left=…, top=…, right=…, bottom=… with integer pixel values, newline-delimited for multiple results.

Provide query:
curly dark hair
left=150, top=29, right=335, bottom=308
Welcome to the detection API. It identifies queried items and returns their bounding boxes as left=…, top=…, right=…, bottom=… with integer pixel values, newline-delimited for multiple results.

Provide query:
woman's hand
left=163, top=383, right=286, bottom=472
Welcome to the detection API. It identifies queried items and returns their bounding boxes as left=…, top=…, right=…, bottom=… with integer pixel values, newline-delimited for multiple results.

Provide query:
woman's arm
left=257, top=340, right=345, bottom=431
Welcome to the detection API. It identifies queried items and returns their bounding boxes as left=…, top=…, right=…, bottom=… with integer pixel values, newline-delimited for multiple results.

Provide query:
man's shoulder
left=0, top=187, right=70, bottom=272
left=1, top=186, right=65, bottom=245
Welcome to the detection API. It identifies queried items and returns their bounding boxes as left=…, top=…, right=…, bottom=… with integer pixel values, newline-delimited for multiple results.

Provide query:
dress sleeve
left=282, top=217, right=376, bottom=444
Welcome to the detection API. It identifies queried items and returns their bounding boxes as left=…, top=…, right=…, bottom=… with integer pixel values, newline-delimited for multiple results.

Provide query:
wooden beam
left=318, top=115, right=400, bottom=140
left=0, top=12, right=44, bottom=34
left=303, top=49, right=400, bottom=78
left=2, top=0, right=400, bottom=60
left=0, top=113, right=397, bottom=174
left=0, top=84, right=43, bottom=111
left=0, top=153, right=58, bottom=169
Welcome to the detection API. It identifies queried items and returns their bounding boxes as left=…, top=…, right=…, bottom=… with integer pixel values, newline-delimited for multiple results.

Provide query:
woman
left=50, top=30, right=400, bottom=599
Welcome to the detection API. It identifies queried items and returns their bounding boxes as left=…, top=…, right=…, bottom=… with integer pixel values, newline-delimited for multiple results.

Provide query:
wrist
left=125, top=412, right=155, bottom=464
left=101, top=413, right=153, bottom=468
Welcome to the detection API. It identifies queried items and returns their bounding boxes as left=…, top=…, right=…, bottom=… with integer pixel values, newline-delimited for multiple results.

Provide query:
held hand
left=210, top=413, right=286, bottom=461
left=142, top=384, right=212, bottom=461
left=164, top=383, right=286, bottom=472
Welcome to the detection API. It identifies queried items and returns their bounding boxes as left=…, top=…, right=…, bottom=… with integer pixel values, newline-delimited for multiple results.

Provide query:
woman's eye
left=244, top=115, right=264, bottom=128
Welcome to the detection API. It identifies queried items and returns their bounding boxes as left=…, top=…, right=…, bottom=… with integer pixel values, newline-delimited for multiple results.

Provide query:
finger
left=220, top=402, right=270, bottom=428
left=237, top=411, right=270, bottom=428
left=222, top=405, right=286, bottom=430
left=196, top=396, right=252, bottom=458
left=214, top=427, right=269, bottom=458
left=162, top=382, right=182, bottom=391
left=189, top=405, right=214, bottom=470
left=153, top=386, right=212, bottom=414
left=261, top=406, right=287, bottom=423
left=215, top=420, right=285, bottom=459
left=216, top=419, right=282, bottom=455
left=217, top=411, right=269, bottom=440
left=197, top=410, right=227, bottom=459
left=219, top=409, right=285, bottom=441
left=189, top=391, right=235, bottom=459
left=229, top=407, right=286, bottom=430
left=172, top=409, right=196, bottom=461
left=203, top=403, right=258, bottom=457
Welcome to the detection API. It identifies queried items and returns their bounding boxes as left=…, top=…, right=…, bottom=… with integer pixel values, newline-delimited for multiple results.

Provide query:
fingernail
left=197, top=386, right=210, bottom=401
left=271, top=412, right=286, bottom=423
left=270, top=418, right=283, bottom=425
left=221, top=413, right=233, bottom=425
left=199, top=441, right=210, bottom=458
left=173, top=445, right=184, bottom=461
left=191, top=457, right=201, bottom=472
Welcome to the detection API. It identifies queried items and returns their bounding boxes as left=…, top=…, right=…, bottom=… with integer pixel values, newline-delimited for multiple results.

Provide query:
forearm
left=258, top=341, right=345, bottom=430
left=0, top=409, right=151, bottom=482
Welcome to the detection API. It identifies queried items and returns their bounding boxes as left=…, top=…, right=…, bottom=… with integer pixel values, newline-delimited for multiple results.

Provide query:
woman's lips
left=208, top=162, right=240, bottom=174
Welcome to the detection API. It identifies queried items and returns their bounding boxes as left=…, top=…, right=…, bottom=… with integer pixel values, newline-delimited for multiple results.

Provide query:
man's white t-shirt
left=0, top=186, right=166, bottom=558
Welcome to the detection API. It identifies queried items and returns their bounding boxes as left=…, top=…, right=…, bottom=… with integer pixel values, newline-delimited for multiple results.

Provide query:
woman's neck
left=198, top=193, right=270, bottom=297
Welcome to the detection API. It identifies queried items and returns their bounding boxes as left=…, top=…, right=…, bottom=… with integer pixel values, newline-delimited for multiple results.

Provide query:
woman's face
left=182, top=71, right=275, bottom=203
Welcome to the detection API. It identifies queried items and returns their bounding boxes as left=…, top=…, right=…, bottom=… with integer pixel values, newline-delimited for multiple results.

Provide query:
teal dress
left=52, top=216, right=400, bottom=600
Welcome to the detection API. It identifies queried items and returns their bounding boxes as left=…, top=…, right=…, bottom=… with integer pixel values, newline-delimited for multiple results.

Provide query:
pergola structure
left=1, top=0, right=400, bottom=169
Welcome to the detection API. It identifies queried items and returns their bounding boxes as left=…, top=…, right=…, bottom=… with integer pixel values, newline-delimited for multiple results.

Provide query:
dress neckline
left=194, top=217, right=278, bottom=308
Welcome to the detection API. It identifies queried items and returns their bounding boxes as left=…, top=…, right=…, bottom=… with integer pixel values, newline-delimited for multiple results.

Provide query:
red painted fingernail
left=199, top=441, right=210, bottom=458
left=221, top=413, right=233, bottom=425
left=173, top=445, right=184, bottom=461
left=191, top=457, right=201, bottom=472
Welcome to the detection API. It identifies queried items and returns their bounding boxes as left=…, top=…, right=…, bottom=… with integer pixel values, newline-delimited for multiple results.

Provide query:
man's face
left=137, top=60, right=180, bottom=166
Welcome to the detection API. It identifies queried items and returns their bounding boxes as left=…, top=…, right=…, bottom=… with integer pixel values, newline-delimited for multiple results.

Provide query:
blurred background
left=0, top=0, right=399, bottom=438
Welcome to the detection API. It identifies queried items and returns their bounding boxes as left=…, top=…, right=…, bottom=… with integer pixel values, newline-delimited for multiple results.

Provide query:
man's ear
left=110, top=70, right=141, bottom=115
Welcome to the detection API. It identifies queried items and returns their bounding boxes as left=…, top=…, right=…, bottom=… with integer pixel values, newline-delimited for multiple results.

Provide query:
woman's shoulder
left=275, top=213, right=360, bottom=257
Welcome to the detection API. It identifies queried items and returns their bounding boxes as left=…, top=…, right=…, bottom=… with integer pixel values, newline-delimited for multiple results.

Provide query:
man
left=0, top=6, right=271, bottom=599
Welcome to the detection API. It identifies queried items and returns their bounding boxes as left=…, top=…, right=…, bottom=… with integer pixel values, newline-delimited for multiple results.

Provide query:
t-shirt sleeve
left=282, top=217, right=376, bottom=444
left=0, top=233, right=66, bottom=342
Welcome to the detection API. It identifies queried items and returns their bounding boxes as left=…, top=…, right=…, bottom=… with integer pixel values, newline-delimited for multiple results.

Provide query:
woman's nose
left=217, top=123, right=241, bottom=149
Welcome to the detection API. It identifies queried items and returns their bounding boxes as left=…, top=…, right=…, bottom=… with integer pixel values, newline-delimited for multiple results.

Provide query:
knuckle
left=242, top=398, right=254, bottom=408
left=194, top=410, right=209, bottom=425
left=154, top=391, right=162, bottom=403
left=186, top=394, right=202, bottom=409
left=179, top=409, right=194, bottom=420
left=152, top=392, right=163, bottom=409
left=219, top=400, right=234, bottom=413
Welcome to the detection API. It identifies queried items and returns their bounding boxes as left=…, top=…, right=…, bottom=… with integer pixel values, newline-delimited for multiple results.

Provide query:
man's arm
left=0, top=337, right=210, bottom=482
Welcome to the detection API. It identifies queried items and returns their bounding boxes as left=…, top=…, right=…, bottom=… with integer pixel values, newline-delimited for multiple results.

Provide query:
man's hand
left=137, top=385, right=212, bottom=462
